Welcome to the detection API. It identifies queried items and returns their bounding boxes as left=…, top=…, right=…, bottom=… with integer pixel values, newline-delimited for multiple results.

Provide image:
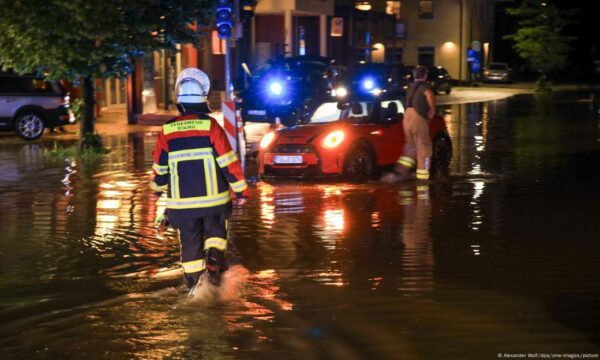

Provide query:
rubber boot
left=205, top=248, right=225, bottom=286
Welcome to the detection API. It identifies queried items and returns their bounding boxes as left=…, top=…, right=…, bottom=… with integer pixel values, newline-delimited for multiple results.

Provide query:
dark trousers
left=170, top=212, right=231, bottom=288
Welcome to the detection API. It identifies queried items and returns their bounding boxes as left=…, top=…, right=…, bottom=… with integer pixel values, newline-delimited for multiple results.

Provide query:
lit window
left=419, top=0, right=434, bottom=19
left=386, top=1, right=402, bottom=20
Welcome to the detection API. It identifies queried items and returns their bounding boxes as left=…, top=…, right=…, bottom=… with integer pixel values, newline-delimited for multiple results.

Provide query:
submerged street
left=1, top=90, right=599, bottom=359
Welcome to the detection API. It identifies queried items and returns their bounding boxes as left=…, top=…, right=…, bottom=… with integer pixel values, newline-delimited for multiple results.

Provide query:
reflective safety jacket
left=152, top=113, right=249, bottom=218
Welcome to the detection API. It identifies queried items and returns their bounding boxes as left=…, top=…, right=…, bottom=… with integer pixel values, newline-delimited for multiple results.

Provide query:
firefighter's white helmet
left=175, top=67, right=210, bottom=104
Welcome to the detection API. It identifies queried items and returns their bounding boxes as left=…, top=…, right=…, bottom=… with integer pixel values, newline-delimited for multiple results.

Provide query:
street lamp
left=355, top=1, right=372, bottom=11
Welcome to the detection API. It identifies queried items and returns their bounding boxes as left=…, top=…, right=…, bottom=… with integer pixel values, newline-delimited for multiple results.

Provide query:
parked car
left=483, top=62, right=512, bottom=83
left=257, top=94, right=452, bottom=181
left=237, top=55, right=332, bottom=127
left=403, top=66, right=452, bottom=95
left=0, top=72, right=75, bottom=140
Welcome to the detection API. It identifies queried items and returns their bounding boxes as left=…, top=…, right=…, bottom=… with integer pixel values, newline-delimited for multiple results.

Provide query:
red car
left=257, top=96, right=452, bottom=180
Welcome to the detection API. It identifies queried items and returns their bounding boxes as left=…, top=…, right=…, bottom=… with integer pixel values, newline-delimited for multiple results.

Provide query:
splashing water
left=187, top=265, right=250, bottom=304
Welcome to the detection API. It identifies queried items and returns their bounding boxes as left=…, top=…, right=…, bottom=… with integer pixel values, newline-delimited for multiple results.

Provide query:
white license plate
left=274, top=155, right=303, bottom=164
left=248, top=109, right=266, bottom=116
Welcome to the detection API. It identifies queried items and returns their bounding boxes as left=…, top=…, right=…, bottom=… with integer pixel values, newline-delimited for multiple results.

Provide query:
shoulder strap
left=408, top=82, right=424, bottom=108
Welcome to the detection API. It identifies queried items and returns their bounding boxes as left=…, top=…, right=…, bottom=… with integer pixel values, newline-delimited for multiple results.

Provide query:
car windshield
left=308, top=101, right=373, bottom=124
left=488, top=64, right=508, bottom=70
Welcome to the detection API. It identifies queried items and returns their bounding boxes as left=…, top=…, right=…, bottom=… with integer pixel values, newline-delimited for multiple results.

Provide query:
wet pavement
left=1, top=91, right=599, bottom=359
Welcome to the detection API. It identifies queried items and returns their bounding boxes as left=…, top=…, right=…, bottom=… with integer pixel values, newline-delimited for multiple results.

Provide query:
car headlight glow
left=269, top=81, right=283, bottom=96
left=335, top=86, right=348, bottom=98
left=260, top=132, right=276, bottom=149
left=322, top=130, right=345, bottom=149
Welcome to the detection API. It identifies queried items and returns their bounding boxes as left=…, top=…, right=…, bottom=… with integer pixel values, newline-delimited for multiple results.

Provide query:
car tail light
left=322, top=130, right=345, bottom=149
left=260, top=132, right=276, bottom=149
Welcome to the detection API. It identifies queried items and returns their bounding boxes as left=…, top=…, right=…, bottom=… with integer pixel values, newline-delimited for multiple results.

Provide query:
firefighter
left=385, top=65, right=435, bottom=182
left=151, top=67, right=249, bottom=293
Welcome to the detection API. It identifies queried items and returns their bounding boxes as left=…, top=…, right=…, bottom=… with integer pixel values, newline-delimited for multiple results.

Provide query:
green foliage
left=503, top=0, right=574, bottom=75
left=80, top=132, right=109, bottom=152
left=47, top=142, right=109, bottom=159
left=70, top=98, right=85, bottom=121
left=0, top=0, right=216, bottom=81
left=534, top=74, right=553, bottom=93
left=0, top=0, right=216, bottom=141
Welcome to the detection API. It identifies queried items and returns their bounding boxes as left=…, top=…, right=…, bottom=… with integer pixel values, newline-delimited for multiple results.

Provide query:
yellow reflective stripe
left=169, top=160, right=179, bottom=199
left=416, top=169, right=430, bottom=180
left=397, top=156, right=416, bottom=168
left=167, top=190, right=231, bottom=209
left=163, top=120, right=210, bottom=135
left=153, top=163, right=169, bottom=175
left=230, top=179, right=248, bottom=193
left=210, top=158, right=218, bottom=195
left=182, top=259, right=205, bottom=273
left=216, top=150, right=238, bottom=168
left=204, top=237, right=227, bottom=251
left=169, top=147, right=213, bottom=160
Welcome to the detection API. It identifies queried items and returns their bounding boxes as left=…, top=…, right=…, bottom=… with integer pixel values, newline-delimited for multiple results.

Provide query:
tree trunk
left=80, top=75, right=96, bottom=146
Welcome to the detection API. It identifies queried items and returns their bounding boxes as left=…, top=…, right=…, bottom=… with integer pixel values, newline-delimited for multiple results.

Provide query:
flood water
left=1, top=92, right=599, bottom=359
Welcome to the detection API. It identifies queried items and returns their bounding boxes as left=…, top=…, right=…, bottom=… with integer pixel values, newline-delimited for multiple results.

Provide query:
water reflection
left=2, top=91, right=600, bottom=358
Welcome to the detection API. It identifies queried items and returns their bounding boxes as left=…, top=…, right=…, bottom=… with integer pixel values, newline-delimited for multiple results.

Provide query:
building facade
left=100, top=0, right=496, bottom=122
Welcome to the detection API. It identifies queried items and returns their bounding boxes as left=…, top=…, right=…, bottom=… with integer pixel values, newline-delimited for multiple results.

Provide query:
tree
left=0, top=0, right=215, bottom=147
left=503, top=0, right=574, bottom=90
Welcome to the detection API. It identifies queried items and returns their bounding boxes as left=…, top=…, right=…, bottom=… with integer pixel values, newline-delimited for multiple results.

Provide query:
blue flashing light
left=362, top=78, right=375, bottom=91
left=269, top=81, right=283, bottom=96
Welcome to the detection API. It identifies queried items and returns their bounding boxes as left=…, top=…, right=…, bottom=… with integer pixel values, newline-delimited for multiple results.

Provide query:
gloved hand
left=150, top=181, right=167, bottom=195
left=155, top=211, right=170, bottom=234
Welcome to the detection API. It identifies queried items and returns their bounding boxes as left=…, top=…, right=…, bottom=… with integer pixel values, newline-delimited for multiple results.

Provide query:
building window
left=418, top=46, right=435, bottom=66
left=386, top=1, right=402, bottom=20
left=419, top=0, right=434, bottom=20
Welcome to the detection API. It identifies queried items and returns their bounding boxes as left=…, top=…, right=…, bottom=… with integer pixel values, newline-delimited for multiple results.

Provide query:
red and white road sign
left=222, top=100, right=238, bottom=150
left=222, top=100, right=246, bottom=170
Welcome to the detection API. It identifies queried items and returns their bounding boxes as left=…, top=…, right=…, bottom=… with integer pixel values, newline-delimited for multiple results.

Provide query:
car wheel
left=343, top=145, right=375, bottom=182
left=15, top=113, right=46, bottom=141
left=430, top=133, right=452, bottom=180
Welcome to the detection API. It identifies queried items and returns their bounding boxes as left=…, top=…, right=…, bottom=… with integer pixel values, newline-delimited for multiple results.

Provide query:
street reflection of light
left=98, top=199, right=121, bottom=209
left=96, top=214, right=118, bottom=236
left=369, top=276, right=383, bottom=290
left=259, top=183, right=275, bottom=228
left=98, top=214, right=118, bottom=223
left=470, top=181, right=485, bottom=231
left=274, top=192, right=304, bottom=214
left=115, top=181, right=135, bottom=189
left=371, top=212, right=381, bottom=228
left=324, top=209, right=345, bottom=233
left=313, top=270, right=346, bottom=287
left=101, top=190, right=123, bottom=197
left=472, top=181, right=485, bottom=200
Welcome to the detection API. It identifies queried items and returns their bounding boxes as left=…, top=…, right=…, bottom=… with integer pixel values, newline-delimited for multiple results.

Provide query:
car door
left=0, top=76, right=17, bottom=128
left=376, top=99, right=405, bottom=165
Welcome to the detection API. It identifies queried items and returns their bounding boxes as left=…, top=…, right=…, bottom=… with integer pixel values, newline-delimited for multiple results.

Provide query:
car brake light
left=260, top=132, right=276, bottom=149
left=322, top=130, right=345, bottom=149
